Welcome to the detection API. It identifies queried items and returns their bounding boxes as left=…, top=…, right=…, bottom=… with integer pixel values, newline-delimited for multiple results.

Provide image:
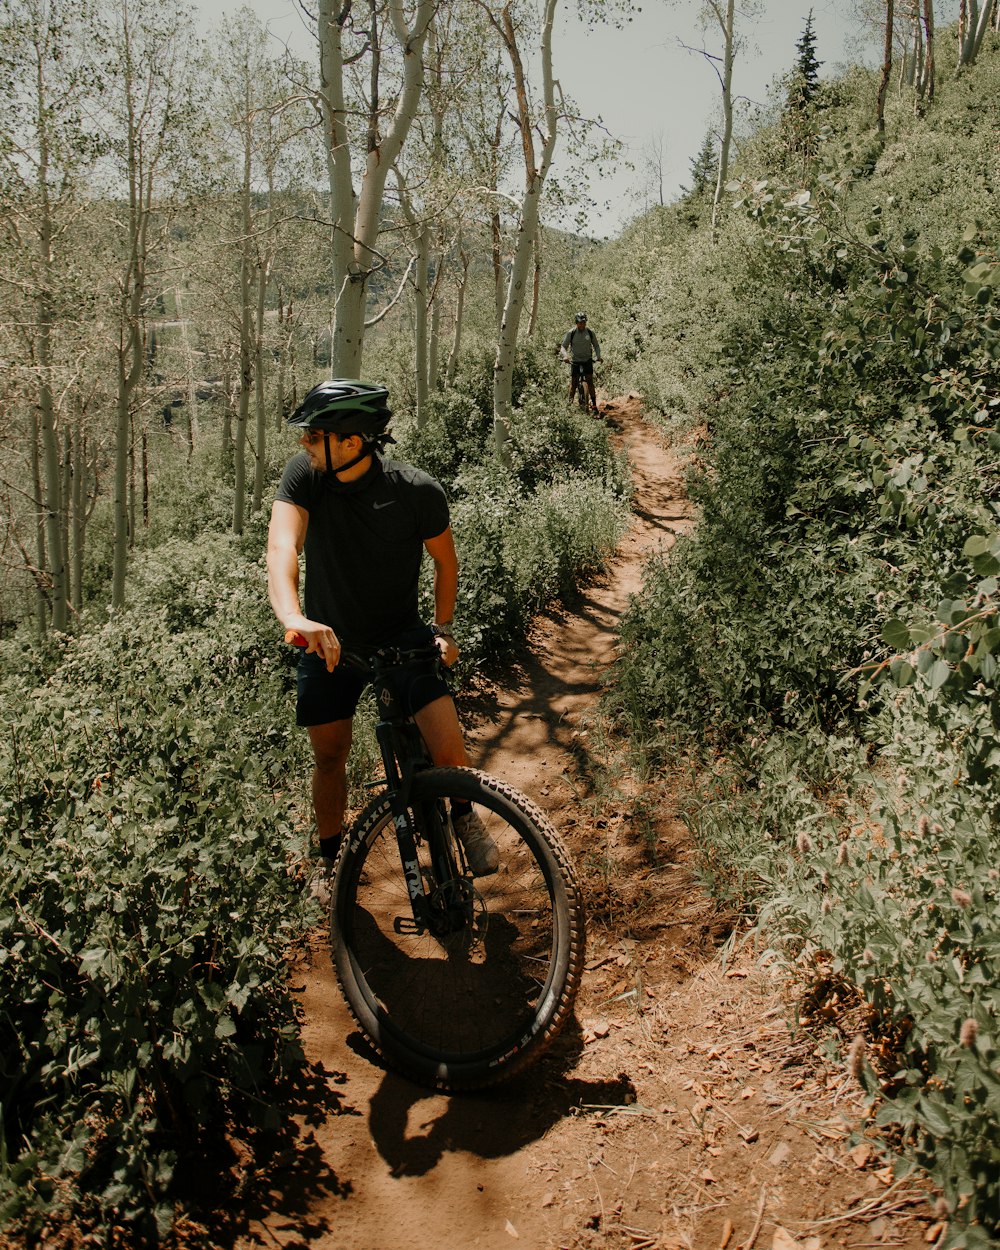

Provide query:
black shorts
left=571, top=360, right=594, bottom=381
left=295, top=624, right=451, bottom=727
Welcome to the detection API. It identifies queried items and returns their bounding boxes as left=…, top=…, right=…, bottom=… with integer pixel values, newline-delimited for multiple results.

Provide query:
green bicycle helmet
left=287, top=379, right=392, bottom=438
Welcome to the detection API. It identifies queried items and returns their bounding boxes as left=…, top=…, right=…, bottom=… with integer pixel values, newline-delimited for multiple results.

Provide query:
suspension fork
left=374, top=720, right=436, bottom=929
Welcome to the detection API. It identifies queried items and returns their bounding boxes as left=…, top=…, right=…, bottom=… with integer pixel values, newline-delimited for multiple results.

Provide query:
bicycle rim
left=332, top=767, right=584, bottom=1090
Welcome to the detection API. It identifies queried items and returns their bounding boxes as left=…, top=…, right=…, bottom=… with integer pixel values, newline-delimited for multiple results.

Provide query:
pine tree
left=683, top=131, right=719, bottom=199
left=788, top=10, right=823, bottom=112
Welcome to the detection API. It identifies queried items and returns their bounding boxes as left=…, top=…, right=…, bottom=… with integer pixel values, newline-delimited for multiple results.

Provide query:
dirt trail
left=239, top=401, right=938, bottom=1250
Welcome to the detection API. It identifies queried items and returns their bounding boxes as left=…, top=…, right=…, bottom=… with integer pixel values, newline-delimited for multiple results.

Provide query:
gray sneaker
left=308, top=856, right=336, bottom=908
left=454, top=809, right=499, bottom=876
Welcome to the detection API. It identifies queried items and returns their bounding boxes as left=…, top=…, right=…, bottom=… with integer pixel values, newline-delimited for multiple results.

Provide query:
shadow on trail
left=460, top=591, right=618, bottom=784
left=364, top=1024, right=637, bottom=1178
left=218, top=1060, right=358, bottom=1249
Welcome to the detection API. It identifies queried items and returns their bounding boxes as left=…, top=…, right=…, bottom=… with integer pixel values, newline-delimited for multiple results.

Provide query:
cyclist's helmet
left=575, top=311, right=587, bottom=323
left=287, top=379, right=393, bottom=440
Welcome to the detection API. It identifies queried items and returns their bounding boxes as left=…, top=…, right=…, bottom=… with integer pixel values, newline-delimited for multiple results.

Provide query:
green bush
left=607, top=40, right=1000, bottom=1239
left=0, top=541, right=313, bottom=1240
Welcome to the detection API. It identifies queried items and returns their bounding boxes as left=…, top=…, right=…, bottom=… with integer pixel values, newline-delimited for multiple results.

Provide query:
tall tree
left=957, top=0, right=995, bottom=66
left=476, top=0, right=561, bottom=460
left=316, top=0, right=436, bottom=377
left=782, top=11, right=825, bottom=160
left=683, top=130, right=719, bottom=198
left=681, top=0, right=759, bottom=239
left=99, top=0, right=204, bottom=608
left=876, top=0, right=895, bottom=134
left=213, top=8, right=312, bottom=532
left=0, top=0, right=105, bottom=633
left=788, top=9, right=822, bottom=110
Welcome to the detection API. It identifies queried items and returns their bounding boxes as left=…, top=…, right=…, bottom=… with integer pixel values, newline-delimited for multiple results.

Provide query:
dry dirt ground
left=238, top=399, right=942, bottom=1250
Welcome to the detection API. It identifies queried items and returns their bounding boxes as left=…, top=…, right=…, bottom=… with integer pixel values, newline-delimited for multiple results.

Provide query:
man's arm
left=424, top=526, right=460, bottom=667
left=266, top=499, right=341, bottom=671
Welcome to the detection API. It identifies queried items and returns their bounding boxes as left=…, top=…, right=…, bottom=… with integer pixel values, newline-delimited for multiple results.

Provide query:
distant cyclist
left=560, top=312, right=602, bottom=414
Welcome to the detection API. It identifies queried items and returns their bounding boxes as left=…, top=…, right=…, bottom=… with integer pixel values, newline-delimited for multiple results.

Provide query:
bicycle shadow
left=360, top=1024, right=637, bottom=1178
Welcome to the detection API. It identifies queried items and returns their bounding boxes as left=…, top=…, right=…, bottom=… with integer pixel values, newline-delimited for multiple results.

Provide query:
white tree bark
left=486, top=0, right=560, bottom=462
left=709, top=0, right=735, bottom=240
left=317, top=0, right=436, bottom=378
left=957, top=0, right=995, bottom=66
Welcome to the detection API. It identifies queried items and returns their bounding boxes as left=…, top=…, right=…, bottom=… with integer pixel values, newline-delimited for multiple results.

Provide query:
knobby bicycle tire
left=331, top=767, right=585, bottom=1090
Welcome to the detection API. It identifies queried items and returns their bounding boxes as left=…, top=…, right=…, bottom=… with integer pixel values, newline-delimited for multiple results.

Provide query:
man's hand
left=285, top=615, right=341, bottom=672
left=435, top=632, right=459, bottom=668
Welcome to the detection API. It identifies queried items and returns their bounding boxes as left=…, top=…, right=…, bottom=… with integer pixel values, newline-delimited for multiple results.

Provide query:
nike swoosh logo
left=373, top=500, right=395, bottom=510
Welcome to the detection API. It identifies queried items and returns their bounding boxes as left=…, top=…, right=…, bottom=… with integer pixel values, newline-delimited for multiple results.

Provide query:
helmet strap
left=325, top=433, right=373, bottom=479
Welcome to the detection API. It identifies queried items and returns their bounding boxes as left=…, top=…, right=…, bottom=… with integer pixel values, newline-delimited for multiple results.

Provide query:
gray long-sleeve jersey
left=561, top=325, right=601, bottom=363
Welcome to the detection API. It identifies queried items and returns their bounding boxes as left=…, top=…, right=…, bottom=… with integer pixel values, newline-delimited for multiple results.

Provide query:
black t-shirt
left=275, top=452, right=450, bottom=646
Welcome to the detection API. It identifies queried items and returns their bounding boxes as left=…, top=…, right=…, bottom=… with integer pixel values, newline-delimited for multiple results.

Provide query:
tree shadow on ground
left=206, top=1058, right=357, bottom=1250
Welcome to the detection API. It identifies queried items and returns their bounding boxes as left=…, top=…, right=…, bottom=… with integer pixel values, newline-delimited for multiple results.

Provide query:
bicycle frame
left=357, top=648, right=468, bottom=936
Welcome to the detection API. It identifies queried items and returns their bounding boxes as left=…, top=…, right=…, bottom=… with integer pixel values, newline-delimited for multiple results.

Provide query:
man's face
left=576, top=319, right=586, bottom=328
left=299, top=428, right=361, bottom=473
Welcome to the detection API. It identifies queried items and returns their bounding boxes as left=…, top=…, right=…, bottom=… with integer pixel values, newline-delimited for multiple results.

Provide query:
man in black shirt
left=266, top=379, right=498, bottom=877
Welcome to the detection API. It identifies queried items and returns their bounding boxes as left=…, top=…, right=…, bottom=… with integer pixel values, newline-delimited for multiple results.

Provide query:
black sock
left=451, top=800, right=472, bottom=819
left=319, top=833, right=343, bottom=861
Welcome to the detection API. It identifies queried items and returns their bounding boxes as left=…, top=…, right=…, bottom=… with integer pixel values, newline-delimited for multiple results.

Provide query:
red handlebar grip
left=284, top=629, right=307, bottom=647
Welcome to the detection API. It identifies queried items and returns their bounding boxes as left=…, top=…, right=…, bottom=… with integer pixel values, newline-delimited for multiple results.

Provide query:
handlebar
left=283, top=630, right=441, bottom=673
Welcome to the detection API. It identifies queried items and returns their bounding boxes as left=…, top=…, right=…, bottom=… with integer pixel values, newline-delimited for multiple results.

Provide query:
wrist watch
left=432, top=620, right=456, bottom=640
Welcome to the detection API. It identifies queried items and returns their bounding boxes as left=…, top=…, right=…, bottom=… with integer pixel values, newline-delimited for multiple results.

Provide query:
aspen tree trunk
left=318, top=0, right=434, bottom=377
left=111, top=0, right=171, bottom=610
left=276, top=292, right=292, bottom=429
left=234, top=129, right=252, bottom=535
left=710, top=0, right=736, bottom=241
left=141, top=430, right=149, bottom=527
left=37, top=283, right=67, bottom=630
left=414, top=226, right=431, bottom=421
left=34, top=51, right=68, bottom=631
left=221, top=348, right=234, bottom=473
left=429, top=293, right=441, bottom=390
left=527, top=225, right=542, bottom=338
left=957, top=0, right=995, bottom=65
left=877, top=0, right=895, bottom=134
left=252, top=259, right=268, bottom=513
left=29, top=412, right=46, bottom=636
left=397, top=174, right=431, bottom=425
left=490, top=0, right=560, bottom=464
left=252, top=163, right=277, bottom=515
left=446, top=238, right=469, bottom=385
left=128, top=413, right=136, bottom=546
left=60, top=428, right=72, bottom=611
left=920, top=0, right=935, bottom=103
left=71, top=430, right=86, bottom=614
left=175, top=284, right=199, bottom=457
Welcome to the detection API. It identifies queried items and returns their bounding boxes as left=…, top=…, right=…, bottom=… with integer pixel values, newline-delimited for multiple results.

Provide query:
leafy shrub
left=607, top=44, right=1000, bottom=1239
left=0, top=542, right=313, bottom=1240
left=448, top=462, right=629, bottom=667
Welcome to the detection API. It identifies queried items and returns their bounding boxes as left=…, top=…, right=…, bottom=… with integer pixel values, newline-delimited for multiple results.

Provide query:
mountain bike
left=286, top=634, right=585, bottom=1090
left=569, top=360, right=599, bottom=413
left=569, top=360, right=590, bottom=411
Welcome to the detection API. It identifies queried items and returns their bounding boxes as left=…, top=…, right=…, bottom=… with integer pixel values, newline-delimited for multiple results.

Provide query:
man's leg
left=308, top=718, right=353, bottom=854
left=413, top=695, right=498, bottom=874
left=413, top=694, right=468, bottom=767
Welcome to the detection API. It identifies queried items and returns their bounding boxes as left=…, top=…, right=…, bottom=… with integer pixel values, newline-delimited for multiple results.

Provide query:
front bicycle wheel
left=331, top=767, right=584, bottom=1090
